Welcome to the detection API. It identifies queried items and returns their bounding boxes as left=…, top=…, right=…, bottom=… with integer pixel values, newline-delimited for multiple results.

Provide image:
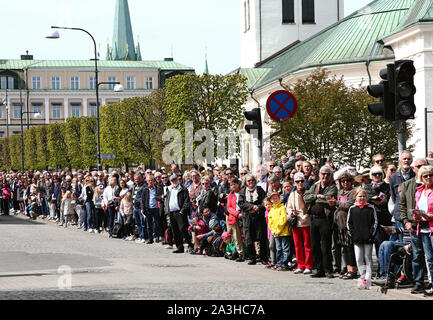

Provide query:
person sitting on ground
left=189, top=214, right=210, bottom=254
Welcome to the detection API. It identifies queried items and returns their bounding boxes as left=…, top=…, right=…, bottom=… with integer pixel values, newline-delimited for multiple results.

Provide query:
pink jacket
left=188, top=219, right=209, bottom=236
left=415, top=185, right=433, bottom=236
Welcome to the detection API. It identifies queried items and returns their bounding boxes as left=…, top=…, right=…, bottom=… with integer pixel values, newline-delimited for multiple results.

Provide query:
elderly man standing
left=390, top=151, right=415, bottom=241
left=304, top=165, right=338, bottom=278
left=165, top=174, right=193, bottom=253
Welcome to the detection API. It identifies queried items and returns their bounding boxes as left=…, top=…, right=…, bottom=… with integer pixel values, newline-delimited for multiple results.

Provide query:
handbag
left=288, top=193, right=298, bottom=229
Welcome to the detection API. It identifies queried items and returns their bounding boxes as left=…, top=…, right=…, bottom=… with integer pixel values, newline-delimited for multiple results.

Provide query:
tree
left=9, top=135, right=22, bottom=170
left=164, top=73, right=248, bottom=164
left=269, top=69, right=413, bottom=168
left=100, top=88, right=167, bottom=167
left=47, top=123, right=69, bottom=169
left=35, top=126, right=49, bottom=170
left=24, top=127, right=38, bottom=169
left=65, top=117, right=83, bottom=168
left=80, top=117, right=97, bottom=168
left=0, top=138, right=10, bottom=171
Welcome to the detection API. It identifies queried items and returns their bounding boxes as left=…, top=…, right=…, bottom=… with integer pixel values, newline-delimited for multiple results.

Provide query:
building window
left=32, top=77, right=41, bottom=90
left=52, top=103, right=62, bottom=119
left=126, top=76, right=135, bottom=89
left=51, top=77, right=61, bottom=90
left=13, top=103, right=23, bottom=119
left=108, top=77, right=116, bottom=90
left=89, top=102, right=97, bottom=117
left=0, top=105, right=2, bottom=119
left=244, top=0, right=250, bottom=32
left=145, top=77, right=154, bottom=90
left=32, top=103, right=43, bottom=117
left=1, top=76, right=14, bottom=90
left=0, top=132, right=4, bottom=138
left=71, top=103, right=81, bottom=117
left=282, top=0, right=295, bottom=23
left=71, top=76, right=80, bottom=90
left=89, top=76, right=96, bottom=90
left=302, top=0, right=315, bottom=23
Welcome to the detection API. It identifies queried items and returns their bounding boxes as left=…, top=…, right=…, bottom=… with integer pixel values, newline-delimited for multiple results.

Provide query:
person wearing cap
left=164, top=174, right=193, bottom=253
left=268, top=192, right=291, bottom=271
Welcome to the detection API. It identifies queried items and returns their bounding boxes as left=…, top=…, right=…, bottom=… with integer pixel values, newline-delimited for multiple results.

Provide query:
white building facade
left=240, top=0, right=344, bottom=68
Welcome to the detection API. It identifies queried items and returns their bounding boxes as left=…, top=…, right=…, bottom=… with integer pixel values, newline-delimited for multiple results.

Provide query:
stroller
left=380, top=244, right=413, bottom=294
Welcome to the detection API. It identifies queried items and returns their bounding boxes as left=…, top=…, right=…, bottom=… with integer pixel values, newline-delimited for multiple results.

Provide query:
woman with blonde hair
left=103, top=176, right=120, bottom=236
left=79, top=176, right=96, bottom=233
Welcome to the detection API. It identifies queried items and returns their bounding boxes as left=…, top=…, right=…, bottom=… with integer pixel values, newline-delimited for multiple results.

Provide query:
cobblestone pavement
left=0, top=213, right=428, bottom=301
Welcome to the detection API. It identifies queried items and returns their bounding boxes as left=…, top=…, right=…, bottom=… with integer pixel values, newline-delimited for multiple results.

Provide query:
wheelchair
left=380, top=244, right=413, bottom=294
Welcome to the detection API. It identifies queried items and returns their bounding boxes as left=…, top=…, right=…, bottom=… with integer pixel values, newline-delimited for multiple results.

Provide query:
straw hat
left=355, top=168, right=370, bottom=183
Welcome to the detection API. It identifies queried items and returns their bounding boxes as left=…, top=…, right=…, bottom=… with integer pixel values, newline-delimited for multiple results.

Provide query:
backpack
left=209, top=235, right=224, bottom=257
left=111, top=222, right=124, bottom=238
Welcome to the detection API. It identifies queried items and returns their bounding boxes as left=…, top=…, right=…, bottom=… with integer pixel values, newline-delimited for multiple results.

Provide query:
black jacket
left=141, top=184, right=163, bottom=213
left=197, top=187, right=218, bottom=214
left=164, top=184, right=190, bottom=216
left=347, top=204, right=378, bottom=244
left=238, top=186, right=267, bottom=244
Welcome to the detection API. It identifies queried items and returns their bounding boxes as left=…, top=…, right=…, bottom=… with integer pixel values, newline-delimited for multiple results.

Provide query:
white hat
left=369, top=165, right=385, bottom=179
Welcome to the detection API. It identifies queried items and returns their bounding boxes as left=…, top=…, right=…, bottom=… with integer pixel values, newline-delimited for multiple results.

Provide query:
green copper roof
left=249, top=0, right=415, bottom=90
left=380, top=0, right=433, bottom=40
left=0, top=59, right=194, bottom=71
left=110, top=0, right=137, bottom=61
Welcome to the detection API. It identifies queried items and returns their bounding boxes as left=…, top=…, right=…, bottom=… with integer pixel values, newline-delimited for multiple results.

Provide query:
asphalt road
left=0, top=213, right=426, bottom=301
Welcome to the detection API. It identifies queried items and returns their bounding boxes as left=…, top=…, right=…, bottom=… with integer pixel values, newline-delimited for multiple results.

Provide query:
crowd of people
left=1, top=150, right=433, bottom=295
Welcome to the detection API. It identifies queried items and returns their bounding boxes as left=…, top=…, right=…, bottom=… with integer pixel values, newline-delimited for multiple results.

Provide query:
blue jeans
left=134, top=207, right=146, bottom=240
left=107, top=206, right=117, bottom=233
left=410, top=232, right=433, bottom=286
left=389, top=221, right=404, bottom=241
left=86, top=202, right=96, bottom=230
left=378, top=240, right=410, bottom=278
left=275, top=236, right=290, bottom=268
left=145, top=208, right=161, bottom=240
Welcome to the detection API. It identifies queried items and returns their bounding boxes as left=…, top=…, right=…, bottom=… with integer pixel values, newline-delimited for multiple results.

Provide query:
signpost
left=101, top=153, right=116, bottom=160
left=266, top=90, right=298, bottom=122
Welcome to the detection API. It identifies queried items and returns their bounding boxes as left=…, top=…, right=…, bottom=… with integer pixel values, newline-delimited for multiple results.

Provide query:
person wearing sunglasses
left=333, top=171, right=358, bottom=280
left=303, top=165, right=338, bottom=278
left=365, top=165, right=392, bottom=261
left=408, top=165, right=433, bottom=296
left=287, top=172, right=313, bottom=275
left=238, top=174, right=268, bottom=265
left=390, top=151, right=415, bottom=238
left=384, top=163, right=397, bottom=184
left=372, top=154, right=386, bottom=169
left=196, top=176, right=218, bottom=215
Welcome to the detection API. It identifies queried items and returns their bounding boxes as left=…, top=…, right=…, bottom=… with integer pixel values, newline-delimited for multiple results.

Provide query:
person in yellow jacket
left=268, top=192, right=291, bottom=271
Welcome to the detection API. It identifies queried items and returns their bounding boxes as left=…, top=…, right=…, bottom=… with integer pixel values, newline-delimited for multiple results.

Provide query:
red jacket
left=226, top=192, right=241, bottom=225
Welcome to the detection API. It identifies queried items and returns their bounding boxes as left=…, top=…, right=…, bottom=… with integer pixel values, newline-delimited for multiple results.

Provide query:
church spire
left=203, top=45, right=209, bottom=74
left=109, top=0, right=137, bottom=61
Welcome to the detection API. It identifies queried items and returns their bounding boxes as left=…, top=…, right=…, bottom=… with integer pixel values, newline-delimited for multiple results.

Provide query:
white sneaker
left=303, top=269, right=312, bottom=275
left=165, top=245, right=173, bottom=249
left=88, top=228, right=93, bottom=233
left=135, top=239, right=145, bottom=244
left=294, top=268, right=303, bottom=274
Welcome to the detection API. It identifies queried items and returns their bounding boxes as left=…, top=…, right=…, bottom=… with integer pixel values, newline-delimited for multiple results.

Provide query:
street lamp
left=46, top=26, right=123, bottom=171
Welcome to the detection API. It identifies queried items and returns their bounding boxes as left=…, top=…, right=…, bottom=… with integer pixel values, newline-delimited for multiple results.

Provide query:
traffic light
left=367, top=64, right=395, bottom=122
left=244, top=108, right=263, bottom=160
left=394, top=60, right=416, bottom=120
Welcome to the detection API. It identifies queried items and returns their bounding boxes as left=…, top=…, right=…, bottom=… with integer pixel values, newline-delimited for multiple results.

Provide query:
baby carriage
left=380, top=244, right=413, bottom=294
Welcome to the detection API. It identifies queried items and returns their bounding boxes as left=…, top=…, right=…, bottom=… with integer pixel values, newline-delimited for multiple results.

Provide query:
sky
left=0, top=0, right=373, bottom=75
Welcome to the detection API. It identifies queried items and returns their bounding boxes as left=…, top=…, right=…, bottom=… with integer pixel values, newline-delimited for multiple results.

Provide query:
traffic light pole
left=395, top=120, right=407, bottom=154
